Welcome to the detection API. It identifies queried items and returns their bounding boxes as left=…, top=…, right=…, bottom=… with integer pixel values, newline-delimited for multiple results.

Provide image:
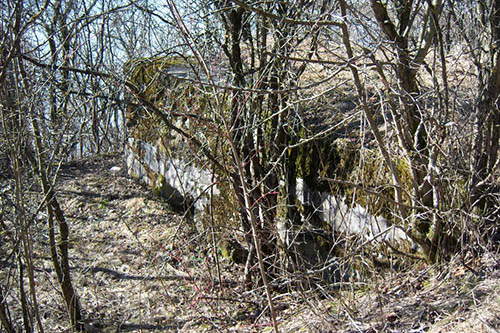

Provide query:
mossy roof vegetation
left=123, top=55, right=412, bottom=224
left=124, top=55, right=196, bottom=104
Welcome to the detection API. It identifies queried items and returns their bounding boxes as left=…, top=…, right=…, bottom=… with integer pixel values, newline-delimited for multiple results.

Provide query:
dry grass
left=1, top=153, right=499, bottom=332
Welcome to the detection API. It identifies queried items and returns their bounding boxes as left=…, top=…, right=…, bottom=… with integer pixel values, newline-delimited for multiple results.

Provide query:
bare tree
left=0, top=0, right=152, bottom=331
left=2, top=0, right=499, bottom=331
left=467, top=1, right=500, bottom=222
left=125, top=0, right=498, bottom=280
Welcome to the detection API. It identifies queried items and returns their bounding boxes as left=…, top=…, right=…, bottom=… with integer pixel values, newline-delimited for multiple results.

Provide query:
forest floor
left=4, top=153, right=500, bottom=332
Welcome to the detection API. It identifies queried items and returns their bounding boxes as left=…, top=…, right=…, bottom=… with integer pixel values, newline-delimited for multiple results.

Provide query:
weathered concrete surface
left=296, top=178, right=407, bottom=243
left=125, top=137, right=219, bottom=214
left=125, top=137, right=406, bottom=244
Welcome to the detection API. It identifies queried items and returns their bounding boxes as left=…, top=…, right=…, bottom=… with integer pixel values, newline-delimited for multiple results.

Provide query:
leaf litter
left=2, top=153, right=499, bottom=332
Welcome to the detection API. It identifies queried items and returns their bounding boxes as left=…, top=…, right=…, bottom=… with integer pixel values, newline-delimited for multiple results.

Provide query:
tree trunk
left=470, top=0, right=500, bottom=220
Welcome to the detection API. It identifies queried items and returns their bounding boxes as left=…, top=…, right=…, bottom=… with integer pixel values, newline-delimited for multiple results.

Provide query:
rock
left=110, top=166, right=122, bottom=174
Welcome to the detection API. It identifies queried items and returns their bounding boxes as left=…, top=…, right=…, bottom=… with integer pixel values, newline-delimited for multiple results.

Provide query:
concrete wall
left=126, top=137, right=219, bottom=214
left=125, top=137, right=406, bottom=243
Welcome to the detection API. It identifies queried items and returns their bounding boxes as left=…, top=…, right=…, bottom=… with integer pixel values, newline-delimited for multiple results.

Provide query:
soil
left=1, top=153, right=499, bottom=332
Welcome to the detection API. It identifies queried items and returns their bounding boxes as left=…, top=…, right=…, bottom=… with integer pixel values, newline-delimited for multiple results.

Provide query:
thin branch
left=230, top=0, right=342, bottom=27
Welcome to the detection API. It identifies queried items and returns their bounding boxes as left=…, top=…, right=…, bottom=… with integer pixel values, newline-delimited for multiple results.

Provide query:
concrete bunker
left=123, top=56, right=413, bottom=284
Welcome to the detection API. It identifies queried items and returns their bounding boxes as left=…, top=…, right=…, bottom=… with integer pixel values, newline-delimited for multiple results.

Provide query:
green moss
left=151, top=173, right=187, bottom=212
left=293, top=132, right=417, bottom=222
left=124, top=55, right=194, bottom=94
left=125, top=55, right=196, bottom=144
left=294, top=135, right=360, bottom=193
left=344, top=151, right=413, bottom=219
left=151, top=173, right=163, bottom=197
left=125, top=55, right=232, bottom=169
left=206, top=185, right=239, bottom=225
left=220, top=239, right=248, bottom=264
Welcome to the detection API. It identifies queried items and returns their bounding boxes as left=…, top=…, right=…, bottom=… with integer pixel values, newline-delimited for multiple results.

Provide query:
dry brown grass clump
left=2, top=154, right=499, bottom=332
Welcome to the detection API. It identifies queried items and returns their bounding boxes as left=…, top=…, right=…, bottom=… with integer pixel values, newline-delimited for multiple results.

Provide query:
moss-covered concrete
left=292, top=129, right=413, bottom=222
left=124, top=56, right=418, bottom=269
